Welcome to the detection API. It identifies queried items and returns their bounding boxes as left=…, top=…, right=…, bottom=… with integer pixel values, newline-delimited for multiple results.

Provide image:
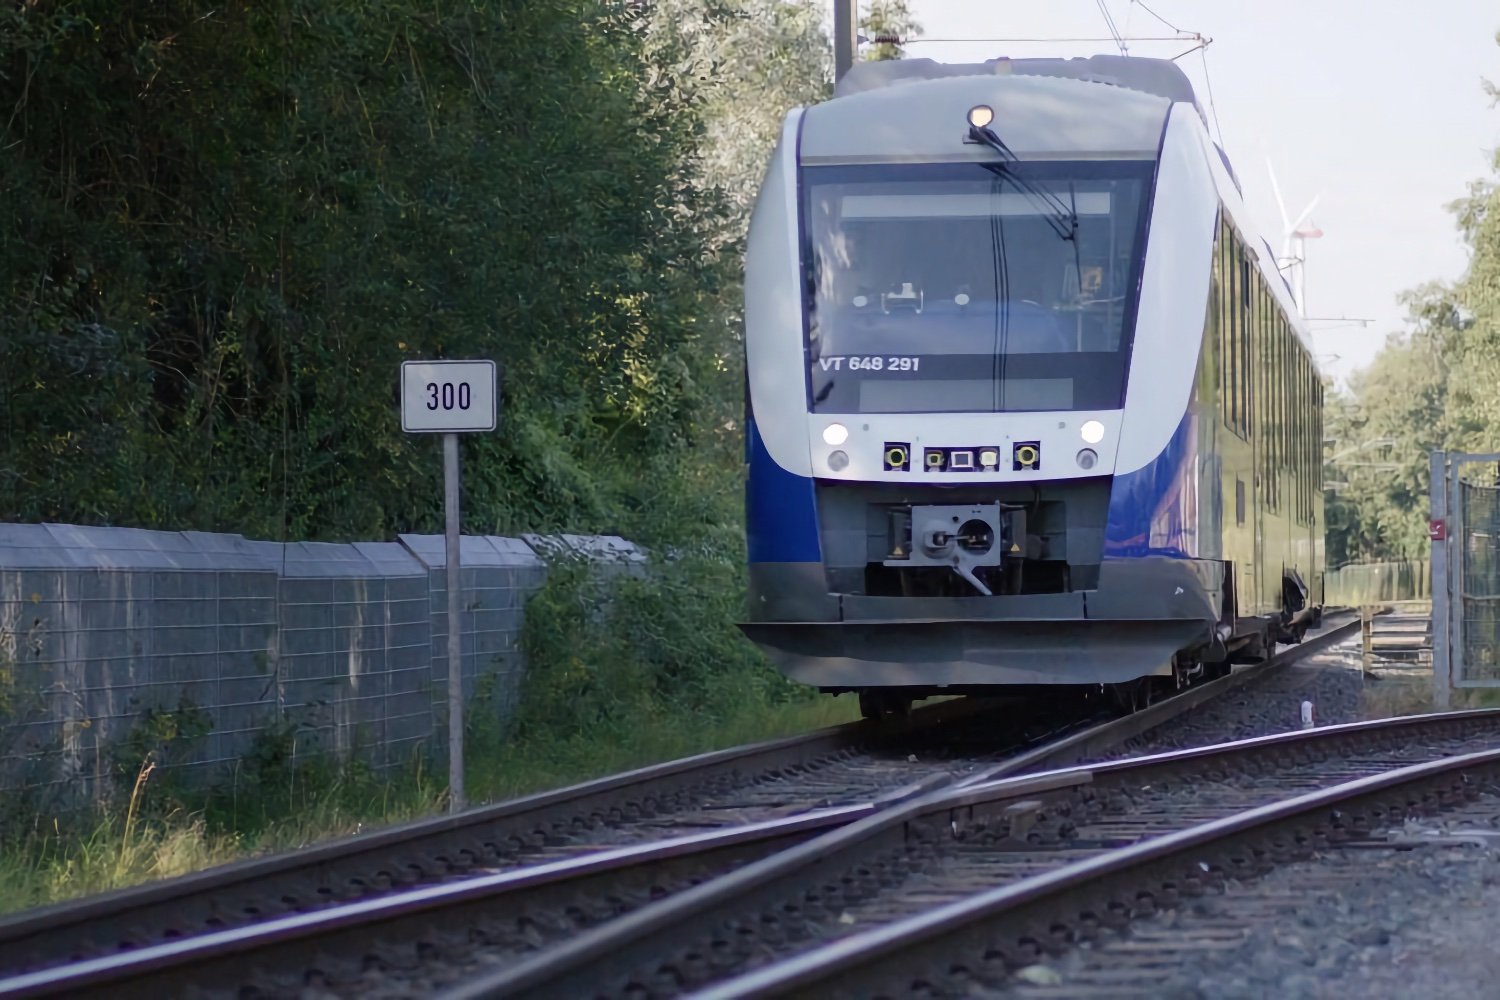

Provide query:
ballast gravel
left=1106, top=644, right=1375, bottom=762
left=1005, top=624, right=1500, bottom=1000
left=1148, top=832, right=1500, bottom=999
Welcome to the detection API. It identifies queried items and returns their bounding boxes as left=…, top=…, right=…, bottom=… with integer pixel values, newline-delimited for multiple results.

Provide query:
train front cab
left=741, top=66, right=1323, bottom=705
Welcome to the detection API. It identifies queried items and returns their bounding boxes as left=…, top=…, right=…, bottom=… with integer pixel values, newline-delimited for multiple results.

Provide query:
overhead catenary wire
left=1094, top=0, right=1127, bottom=55
left=1198, top=45, right=1227, bottom=148
left=900, top=35, right=1203, bottom=46
left=892, top=4, right=1227, bottom=162
left=1131, top=0, right=1184, bottom=34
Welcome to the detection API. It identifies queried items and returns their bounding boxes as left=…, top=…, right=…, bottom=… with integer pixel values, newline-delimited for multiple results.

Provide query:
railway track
left=687, top=743, right=1500, bottom=999
left=441, top=700, right=1500, bottom=1000
left=0, top=618, right=1359, bottom=998
left=0, top=694, right=1093, bottom=977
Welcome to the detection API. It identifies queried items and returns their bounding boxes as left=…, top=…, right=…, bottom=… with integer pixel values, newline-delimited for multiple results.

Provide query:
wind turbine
left=1266, top=159, right=1322, bottom=317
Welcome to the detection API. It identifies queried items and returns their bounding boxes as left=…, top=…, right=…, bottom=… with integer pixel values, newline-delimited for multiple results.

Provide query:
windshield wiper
left=968, top=123, right=1078, bottom=242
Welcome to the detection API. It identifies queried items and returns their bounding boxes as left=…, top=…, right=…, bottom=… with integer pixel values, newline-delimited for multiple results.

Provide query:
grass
left=0, top=500, right=867, bottom=917
left=0, top=690, right=859, bottom=917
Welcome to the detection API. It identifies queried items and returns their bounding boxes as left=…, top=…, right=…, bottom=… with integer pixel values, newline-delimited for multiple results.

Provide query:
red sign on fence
left=1430, top=518, right=1448, bottom=541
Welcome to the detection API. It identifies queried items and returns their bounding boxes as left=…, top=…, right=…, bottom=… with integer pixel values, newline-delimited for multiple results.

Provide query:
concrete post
left=834, top=0, right=857, bottom=82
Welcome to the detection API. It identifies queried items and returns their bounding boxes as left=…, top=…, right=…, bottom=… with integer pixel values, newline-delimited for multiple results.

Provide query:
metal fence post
left=1432, top=450, right=1451, bottom=708
left=1451, top=455, right=1467, bottom=695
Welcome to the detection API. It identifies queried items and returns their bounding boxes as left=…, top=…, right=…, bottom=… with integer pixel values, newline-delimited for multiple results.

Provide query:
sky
left=883, top=0, right=1500, bottom=385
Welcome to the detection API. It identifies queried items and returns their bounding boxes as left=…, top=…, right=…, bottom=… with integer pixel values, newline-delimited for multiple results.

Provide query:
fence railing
left=1324, top=559, right=1430, bottom=607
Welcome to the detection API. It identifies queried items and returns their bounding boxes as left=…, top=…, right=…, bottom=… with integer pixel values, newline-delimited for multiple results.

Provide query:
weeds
left=0, top=693, right=853, bottom=917
left=0, top=545, right=854, bottom=916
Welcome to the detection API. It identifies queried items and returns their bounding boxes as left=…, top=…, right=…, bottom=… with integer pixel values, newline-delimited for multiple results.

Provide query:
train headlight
left=1080, top=420, right=1105, bottom=444
left=823, top=422, right=849, bottom=446
left=967, top=105, right=994, bottom=128
left=979, top=448, right=999, bottom=468
left=828, top=450, right=849, bottom=472
left=1076, top=448, right=1098, bottom=470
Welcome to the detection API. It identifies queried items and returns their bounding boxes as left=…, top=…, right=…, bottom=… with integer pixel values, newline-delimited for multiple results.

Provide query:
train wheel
left=1108, top=678, right=1154, bottom=713
left=859, top=690, right=912, bottom=721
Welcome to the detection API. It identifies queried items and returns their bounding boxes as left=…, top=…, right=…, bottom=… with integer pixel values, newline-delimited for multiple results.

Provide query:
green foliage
left=514, top=548, right=808, bottom=748
left=107, top=698, right=213, bottom=792
left=0, top=3, right=848, bottom=905
left=0, top=0, right=749, bottom=540
left=860, top=0, right=921, bottom=61
left=1323, top=323, right=1451, bottom=563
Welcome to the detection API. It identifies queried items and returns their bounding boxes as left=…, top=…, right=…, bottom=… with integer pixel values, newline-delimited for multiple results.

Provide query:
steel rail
left=0, top=696, right=997, bottom=976
left=952, top=614, right=1360, bottom=782
left=440, top=620, right=1403, bottom=1000
left=696, top=745, right=1500, bottom=999
left=0, top=616, right=1363, bottom=989
left=0, top=806, right=881, bottom=999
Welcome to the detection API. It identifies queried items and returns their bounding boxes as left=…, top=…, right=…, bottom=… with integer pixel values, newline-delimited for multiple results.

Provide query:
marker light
left=1076, top=448, right=1098, bottom=470
left=967, top=105, right=994, bottom=128
left=828, top=450, right=849, bottom=472
left=823, top=423, right=849, bottom=446
left=1080, top=420, right=1106, bottom=444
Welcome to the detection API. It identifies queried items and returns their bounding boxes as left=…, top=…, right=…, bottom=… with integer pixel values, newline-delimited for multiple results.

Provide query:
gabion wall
left=0, top=523, right=640, bottom=805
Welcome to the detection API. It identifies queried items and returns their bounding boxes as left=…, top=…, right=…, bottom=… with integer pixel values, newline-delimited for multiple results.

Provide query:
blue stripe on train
left=746, top=416, right=823, bottom=564
left=1104, top=409, right=1200, bottom=559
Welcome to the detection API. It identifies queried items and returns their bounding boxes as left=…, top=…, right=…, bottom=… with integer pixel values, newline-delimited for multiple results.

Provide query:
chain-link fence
left=1432, top=452, right=1500, bottom=701
left=1459, top=477, right=1500, bottom=682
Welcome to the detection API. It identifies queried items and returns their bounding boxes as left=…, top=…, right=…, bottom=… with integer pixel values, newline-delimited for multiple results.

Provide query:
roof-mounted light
left=967, top=105, right=994, bottom=129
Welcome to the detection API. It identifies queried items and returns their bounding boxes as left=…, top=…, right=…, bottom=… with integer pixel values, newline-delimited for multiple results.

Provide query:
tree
left=1321, top=31, right=1500, bottom=563
left=1323, top=324, right=1450, bottom=563
left=861, top=0, right=920, bottom=62
left=0, top=0, right=828, bottom=546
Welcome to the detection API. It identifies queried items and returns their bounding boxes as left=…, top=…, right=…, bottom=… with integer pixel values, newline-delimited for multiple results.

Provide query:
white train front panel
left=741, top=56, right=1323, bottom=703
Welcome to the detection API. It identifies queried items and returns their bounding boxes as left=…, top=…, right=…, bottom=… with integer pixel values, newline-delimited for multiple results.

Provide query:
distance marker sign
left=400, top=360, right=498, bottom=433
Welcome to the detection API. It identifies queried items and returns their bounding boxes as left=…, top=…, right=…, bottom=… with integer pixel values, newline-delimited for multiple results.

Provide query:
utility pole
left=834, top=0, right=857, bottom=82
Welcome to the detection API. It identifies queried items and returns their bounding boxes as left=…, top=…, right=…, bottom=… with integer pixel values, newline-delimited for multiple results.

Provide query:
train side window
left=1300, top=349, right=1309, bottom=524
left=1265, top=296, right=1273, bottom=511
left=1255, top=276, right=1268, bottom=507
left=1309, top=358, right=1318, bottom=520
left=1256, top=284, right=1264, bottom=479
left=1215, top=222, right=1229, bottom=423
left=1278, top=313, right=1290, bottom=512
left=1274, top=301, right=1283, bottom=511
left=1270, top=294, right=1281, bottom=511
left=1291, top=344, right=1299, bottom=523
left=1265, top=286, right=1276, bottom=510
left=1227, top=232, right=1237, bottom=434
left=1238, top=246, right=1248, bottom=441
left=1316, top=379, right=1325, bottom=495
left=1245, top=255, right=1254, bottom=436
left=1236, top=478, right=1246, bottom=526
left=1285, top=326, right=1293, bottom=485
left=1225, top=234, right=1235, bottom=433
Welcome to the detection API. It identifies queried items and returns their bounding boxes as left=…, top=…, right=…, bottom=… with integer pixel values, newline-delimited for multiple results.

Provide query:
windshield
left=802, top=161, right=1155, bottom=414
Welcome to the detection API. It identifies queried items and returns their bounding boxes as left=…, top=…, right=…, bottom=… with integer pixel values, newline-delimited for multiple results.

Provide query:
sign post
left=401, top=359, right=498, bottom=812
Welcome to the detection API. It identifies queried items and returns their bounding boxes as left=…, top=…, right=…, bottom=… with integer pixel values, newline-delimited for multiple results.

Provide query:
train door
left=1220, top=221, right=1258, bottom=621
left=1247, top=247, right=1265, bottom=616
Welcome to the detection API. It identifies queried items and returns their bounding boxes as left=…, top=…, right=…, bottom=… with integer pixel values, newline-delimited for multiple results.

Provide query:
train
left=739, top=55, right=1325, bottom=719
